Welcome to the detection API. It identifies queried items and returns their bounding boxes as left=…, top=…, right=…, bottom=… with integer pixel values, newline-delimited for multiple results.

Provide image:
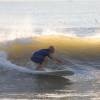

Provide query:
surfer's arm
left=54, top=58, right=63, bottom=64
left=48, top=54, right=63, bottom=64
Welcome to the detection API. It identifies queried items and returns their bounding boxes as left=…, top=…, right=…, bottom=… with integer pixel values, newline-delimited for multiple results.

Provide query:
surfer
left=31, top=46, right=63, bottom=70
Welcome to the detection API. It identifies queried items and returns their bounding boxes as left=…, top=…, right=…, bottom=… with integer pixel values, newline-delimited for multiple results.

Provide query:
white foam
left=66, top=64, right=100, bottom=82
left=62, top=57, right=100, bottom=81
left=0, top=51, right=7, bottom=59
left=0, top=51, right=35, bottom=73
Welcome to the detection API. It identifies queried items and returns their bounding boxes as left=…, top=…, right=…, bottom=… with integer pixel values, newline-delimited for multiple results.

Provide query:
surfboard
left=29, top=69, right=74, bottom=76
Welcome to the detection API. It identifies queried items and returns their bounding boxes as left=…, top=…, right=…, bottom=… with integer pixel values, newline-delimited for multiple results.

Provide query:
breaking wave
left=0, top=33, right=100, bottom=81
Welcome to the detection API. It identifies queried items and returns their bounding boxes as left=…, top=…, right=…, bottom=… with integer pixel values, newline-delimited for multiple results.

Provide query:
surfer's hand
left=56, top=60, right=64, bottom=64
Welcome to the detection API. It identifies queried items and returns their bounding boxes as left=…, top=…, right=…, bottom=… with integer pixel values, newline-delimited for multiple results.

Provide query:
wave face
left=0, top=35, right=100, bottom=81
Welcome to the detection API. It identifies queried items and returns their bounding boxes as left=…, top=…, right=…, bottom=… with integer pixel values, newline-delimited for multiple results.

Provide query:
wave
left=0, top=35, right=100, bottom=65
left=0, top=34, right=100, bottom=81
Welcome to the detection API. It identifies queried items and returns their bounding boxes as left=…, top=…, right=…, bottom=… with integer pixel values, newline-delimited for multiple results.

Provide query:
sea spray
left=0, top=51, right=35, bottom=73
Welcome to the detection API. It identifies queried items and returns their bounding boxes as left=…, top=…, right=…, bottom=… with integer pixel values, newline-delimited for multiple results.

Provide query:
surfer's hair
left=48, top=46, right=55, bottom=53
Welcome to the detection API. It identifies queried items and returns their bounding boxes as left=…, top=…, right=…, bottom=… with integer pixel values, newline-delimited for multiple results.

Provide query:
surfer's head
left=48, top=46, right=55, bottom=53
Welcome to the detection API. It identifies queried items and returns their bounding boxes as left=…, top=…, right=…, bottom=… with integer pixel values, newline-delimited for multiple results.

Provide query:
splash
left=0, top=51, right=36, bottom=73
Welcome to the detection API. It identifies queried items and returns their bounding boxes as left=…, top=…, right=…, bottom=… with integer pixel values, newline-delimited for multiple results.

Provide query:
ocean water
left=0, top=0, right=100, bottom=100
left=0, top=36, right=100, bottom=100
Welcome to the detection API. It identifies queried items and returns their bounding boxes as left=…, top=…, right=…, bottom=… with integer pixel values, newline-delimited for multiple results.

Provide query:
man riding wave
left=31, top=46, right=63, bottom=70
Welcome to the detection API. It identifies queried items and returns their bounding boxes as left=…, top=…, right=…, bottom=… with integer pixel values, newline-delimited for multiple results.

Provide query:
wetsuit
left=31, top=49, right=51, bottom=64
